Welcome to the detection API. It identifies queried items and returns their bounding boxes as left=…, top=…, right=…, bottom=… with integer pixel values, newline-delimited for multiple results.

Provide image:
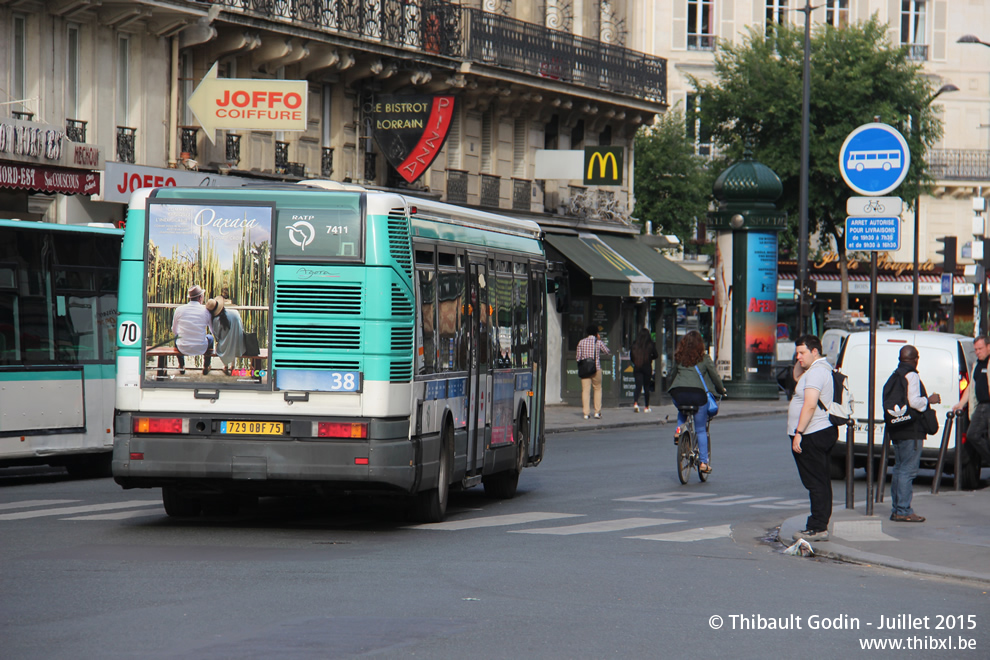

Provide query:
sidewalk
left=543, top=397, right=990, bottom=584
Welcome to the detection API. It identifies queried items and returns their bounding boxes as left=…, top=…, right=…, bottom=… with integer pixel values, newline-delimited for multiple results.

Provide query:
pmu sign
left=187, top=63, right=308, bottom=143
left=584, top=146, right=623, bottom=185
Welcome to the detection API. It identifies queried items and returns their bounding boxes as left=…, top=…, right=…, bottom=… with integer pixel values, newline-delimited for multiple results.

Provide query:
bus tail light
left=133, top=417, right=189, bottom=434
left=316, top=422, right=368, bottom=439
left=354, top=457, right=369, bottom=465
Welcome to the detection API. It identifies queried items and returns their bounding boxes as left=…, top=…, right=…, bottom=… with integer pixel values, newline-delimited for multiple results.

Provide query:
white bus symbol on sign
left=846, top=150, right=901, bottom=172
left=839, top=123, right=910, bottom=196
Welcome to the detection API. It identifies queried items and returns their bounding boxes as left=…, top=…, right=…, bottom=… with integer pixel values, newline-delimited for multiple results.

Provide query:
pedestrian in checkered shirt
left=576, top=324, right=610, bottom=419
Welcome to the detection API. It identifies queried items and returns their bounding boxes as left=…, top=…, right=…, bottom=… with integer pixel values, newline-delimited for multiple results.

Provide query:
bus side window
left=417, top=266, right=437, bottom=375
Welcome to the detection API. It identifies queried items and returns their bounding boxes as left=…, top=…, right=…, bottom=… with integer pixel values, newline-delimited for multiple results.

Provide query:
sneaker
left=633, top=403, right=639, bottom=413
left=584, top=415, right=590, bottom=420
left=644, top=407, right=651, bottom=413
left=792, top=529, right=830, bottom=543
left=594, top=413, right=602, bottom=419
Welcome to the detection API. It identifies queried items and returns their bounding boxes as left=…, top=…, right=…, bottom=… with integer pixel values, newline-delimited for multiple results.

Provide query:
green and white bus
left=112, top=182, right=548, bottom=521
left=0, top=219, right=122, bottom=476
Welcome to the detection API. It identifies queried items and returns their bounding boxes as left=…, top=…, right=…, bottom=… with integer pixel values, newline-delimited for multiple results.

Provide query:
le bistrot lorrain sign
left=372, top=95, right=455, bottom=184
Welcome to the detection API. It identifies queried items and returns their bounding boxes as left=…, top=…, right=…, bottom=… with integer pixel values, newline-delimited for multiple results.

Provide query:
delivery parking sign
left=839, top=123, right=910, bottom=196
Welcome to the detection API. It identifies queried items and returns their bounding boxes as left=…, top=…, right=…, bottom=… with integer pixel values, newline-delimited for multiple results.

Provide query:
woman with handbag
left=667, top=331, right=725, bottom=474
left=576, top=324, right=610, bottom=420
left=630, top=328, right=659, bottom=413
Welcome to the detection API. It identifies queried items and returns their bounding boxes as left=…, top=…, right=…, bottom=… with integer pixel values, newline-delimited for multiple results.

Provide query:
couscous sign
left=187, top=63, right=308, bottom=143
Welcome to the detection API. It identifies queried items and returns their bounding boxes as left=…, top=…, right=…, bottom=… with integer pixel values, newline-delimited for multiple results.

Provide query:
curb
left=545, top=408, right=787, bottom=435
left=778, top=514, right=990, bottom=586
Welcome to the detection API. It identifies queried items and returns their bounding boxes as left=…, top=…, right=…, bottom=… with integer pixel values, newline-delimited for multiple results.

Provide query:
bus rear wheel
left=412, top=424, right=452, bottom=523
left=162, top=486, right=202, bottom=518
left=484, top=411, right=528, bottom=499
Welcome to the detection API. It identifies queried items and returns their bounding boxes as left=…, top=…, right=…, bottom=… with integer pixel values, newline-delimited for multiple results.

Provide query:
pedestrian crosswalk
left=0, top=489, right=807, bottom=545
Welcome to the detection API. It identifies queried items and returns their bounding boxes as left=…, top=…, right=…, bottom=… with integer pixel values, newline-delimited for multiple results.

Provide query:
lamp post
left=911, top=83, right=959, bottom=330
left=959, top=35, right=990, bottom=334
left=796, top=0, right=816, bottom=336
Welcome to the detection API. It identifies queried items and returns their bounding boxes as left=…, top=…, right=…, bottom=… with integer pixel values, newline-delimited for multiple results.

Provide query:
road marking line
left=689, top=496, right=780, bottom=506
left=751, top=498, right=809, bottom=509
left=408, top=511, right=582, bottom=530
left=0, top=500, right=161, bottom=521
left=0, top=499, right=78, bottom=511
left=627, top=524, right=733, bottom=542
left=615, top=492, right=718, bottom=503
left=64, top=508, right=165, bottom=521
left=510, top=517, right=684, bottom=535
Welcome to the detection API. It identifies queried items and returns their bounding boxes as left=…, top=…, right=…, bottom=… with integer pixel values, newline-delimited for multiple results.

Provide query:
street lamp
left=911, top=83, right=959, bottom=330
left=958, top=34, right=990, bottom=47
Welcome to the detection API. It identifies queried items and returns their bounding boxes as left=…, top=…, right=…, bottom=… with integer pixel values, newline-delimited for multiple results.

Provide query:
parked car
left=834, top=329, right=982, bottom=489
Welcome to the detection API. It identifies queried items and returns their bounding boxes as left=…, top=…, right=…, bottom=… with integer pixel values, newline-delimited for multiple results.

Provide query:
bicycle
left=675, top=404, right=712, bottom=484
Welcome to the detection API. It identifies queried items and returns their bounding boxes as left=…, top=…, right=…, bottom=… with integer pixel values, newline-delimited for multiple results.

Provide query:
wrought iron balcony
left=12, top=110, right=34, bottom=121
left=225, top=133, right=241, bottom=165
left=512, top=178, right=530, bottom=212
left=116, top=126, right=136, bottom=164
left=481, top=174, right=500, bottom=207
left=465, top=9, right=666, bottom=104
left=929, top=149, right=990, bottom=182
left=275, top=141, right=289, bottom=174
left=180, top=127, right=199, bottom=157
left=204, top=0, right=666, bottom=105
left=904, top=43, right=929, bottom=61
left=321, top=147, right=334, bottom=177
left=447, top=170, right=467, bottom=204
left=65, top=119, right=87, bottom=143
left=287, top=162, right=306, bottom=177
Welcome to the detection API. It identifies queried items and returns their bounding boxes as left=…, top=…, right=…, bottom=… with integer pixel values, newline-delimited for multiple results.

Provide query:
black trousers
left=965, top=403, right=990, bottom=465
left=791, top=425, right=839, bottom=533
left=632, top=367, right=652, bottom=407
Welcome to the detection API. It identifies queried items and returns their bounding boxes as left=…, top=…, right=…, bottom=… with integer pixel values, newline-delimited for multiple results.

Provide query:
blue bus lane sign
left=845, top=216, right=900, bottom=252
left=839, top=123, right=910, bottom=196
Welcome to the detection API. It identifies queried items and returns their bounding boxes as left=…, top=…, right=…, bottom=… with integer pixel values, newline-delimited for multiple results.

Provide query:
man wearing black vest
left=952, top=335, right=990, bottom=470
left=886, top=345, right=939, bottom=523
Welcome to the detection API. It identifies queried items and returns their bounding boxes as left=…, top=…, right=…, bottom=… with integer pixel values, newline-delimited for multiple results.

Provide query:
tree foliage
left=691, top=18, right=944, bottom=260
left=632, top=108, right=719, bottom=253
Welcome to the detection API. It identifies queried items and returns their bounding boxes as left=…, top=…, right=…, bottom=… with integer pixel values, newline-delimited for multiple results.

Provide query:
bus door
left=465, top=257, right=489, bottom=478
left=529, top=264, right=547, bottom=462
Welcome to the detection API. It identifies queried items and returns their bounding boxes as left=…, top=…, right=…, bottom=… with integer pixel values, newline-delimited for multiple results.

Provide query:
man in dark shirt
left=952, top=335, right=990, bottom=467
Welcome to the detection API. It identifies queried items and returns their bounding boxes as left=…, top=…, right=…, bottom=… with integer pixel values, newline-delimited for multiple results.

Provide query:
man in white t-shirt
left=171, top=284, right=214, bottom=375
left=787, top=334, right=837, bottom=543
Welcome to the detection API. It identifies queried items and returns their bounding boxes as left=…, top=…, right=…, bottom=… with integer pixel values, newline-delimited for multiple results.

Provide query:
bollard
left=954, top=410, right=965, bottom=492
left=931, top=410, right=956, bottom=495
left=844, top=420, right=855, bottom=509
left=875, top=425, right=891, bottom=504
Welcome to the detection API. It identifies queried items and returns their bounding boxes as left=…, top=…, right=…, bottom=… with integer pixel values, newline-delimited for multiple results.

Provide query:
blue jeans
left=891, top=438, right=923, bottom=516
left=671, top=389, right=711, bottom=464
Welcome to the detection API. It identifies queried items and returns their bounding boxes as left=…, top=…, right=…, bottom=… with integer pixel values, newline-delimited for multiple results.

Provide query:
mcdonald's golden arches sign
left=583, top=146, right=623, bottom=186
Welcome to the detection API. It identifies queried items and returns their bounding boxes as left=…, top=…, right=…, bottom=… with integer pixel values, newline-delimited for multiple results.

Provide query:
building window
left=446, top=109, right=461, bottom=169
left=116, top=37, right=129, bottom=127
left=901, top=0, right=928, bottom=60
left=686, top=94, right=713, bottom=157
left=66, top=25, right=79, bottom=119
left=766, top=0, right=789, bottom=35
left=12, top=15, right=27, bottom=113
left=687, top=0, right=714, bottom=51
left=481, top=108, right=494, bottom=173
left=570, top=119, right=584, bottom=150
left=513, top=118, right=527, bottom=177
left=544, top=114, right=559, bottom=150
left=825, top=0, right=849, bottom=28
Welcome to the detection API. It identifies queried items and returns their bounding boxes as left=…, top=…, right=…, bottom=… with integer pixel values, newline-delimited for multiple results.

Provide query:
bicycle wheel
left=677, top=430, right=694, bottom=484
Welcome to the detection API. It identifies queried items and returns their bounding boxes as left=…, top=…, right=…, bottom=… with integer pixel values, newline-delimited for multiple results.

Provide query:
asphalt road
left=2, top=414, right=988, bottom=659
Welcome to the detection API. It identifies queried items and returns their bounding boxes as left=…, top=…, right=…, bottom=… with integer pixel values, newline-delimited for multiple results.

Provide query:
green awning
left=545, top=233, right=711, bottom=299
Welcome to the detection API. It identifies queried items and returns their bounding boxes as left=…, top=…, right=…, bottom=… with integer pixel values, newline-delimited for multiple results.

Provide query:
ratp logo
left=287, top=220, right=315, bottom=250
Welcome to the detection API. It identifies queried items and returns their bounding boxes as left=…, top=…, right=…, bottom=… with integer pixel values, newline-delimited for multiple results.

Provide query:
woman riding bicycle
left=667, top=331, right=726, bottom=474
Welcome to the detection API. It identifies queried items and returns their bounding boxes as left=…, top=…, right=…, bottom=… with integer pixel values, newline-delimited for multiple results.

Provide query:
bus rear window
left=274, top=202, right=364, bottom=263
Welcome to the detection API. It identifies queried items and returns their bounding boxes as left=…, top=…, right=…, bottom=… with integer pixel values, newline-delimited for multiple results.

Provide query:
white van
left=834, top=330, right=981, bottom=488
left=820, top=328, right=850, bottom=367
